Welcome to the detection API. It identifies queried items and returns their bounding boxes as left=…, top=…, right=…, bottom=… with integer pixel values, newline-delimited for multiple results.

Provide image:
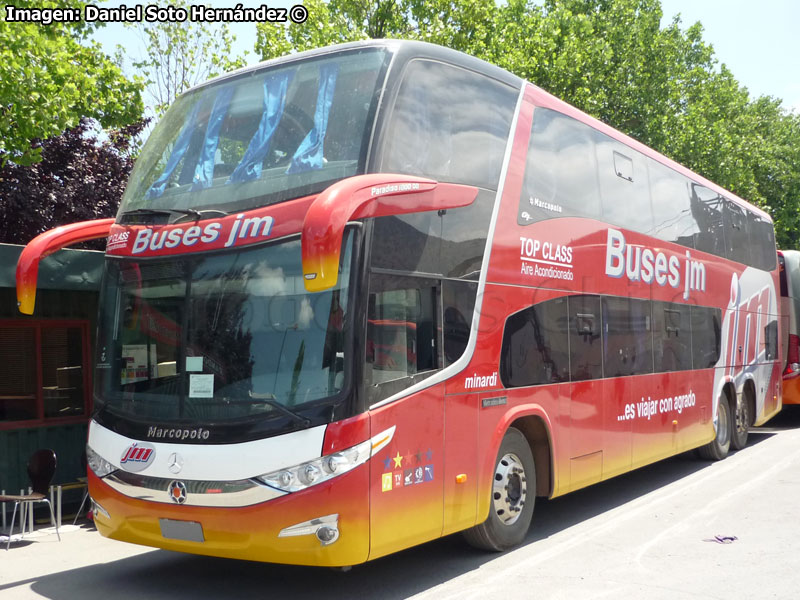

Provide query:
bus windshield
left=94, top=231, right=354, bottom=425
left=119, top=48, right=388, bottom=218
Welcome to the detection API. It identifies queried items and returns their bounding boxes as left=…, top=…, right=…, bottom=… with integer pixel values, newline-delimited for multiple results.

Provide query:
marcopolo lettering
left=147, top=426, right=211, bottom=441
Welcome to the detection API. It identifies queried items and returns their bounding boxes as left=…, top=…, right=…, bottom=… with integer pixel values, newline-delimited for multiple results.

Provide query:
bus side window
left=568, top=295, right=603, bottom=381
left=595, top=140, right=654, bottom=234
left=748, top=211, right=777, bottom=271
left=765, top=320, right=778, bottom=361
left=380, top=59, right=517, bottom=191
left=500, top=297, right=569, bottom=387
left=690, top=183, right=726, bottom=257
left=690, top=305, right=721, bottom=369
left=519, top=109, right=601, bottom=225
left=650, top=162, right=698, bottom=250
left=366, top=274, right=439, bottom=403
left=653, top=301, right=691, bottom=372
left=601, top=297, right=653, bottom=378
left=442, top=280, right=477, bottom=366
left=723, top=199, right=751, bottom=266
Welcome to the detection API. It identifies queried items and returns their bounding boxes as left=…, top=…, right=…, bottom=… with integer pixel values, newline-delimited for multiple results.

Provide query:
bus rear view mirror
left=16, top=218, right=115, bottom=315
left=301, top=174, right=478, bottom=293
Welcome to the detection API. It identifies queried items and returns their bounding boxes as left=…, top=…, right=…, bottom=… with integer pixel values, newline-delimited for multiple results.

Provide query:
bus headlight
left=256, top=425, right=396, bottom=493
left=257, top=440, right=371, bottom=493
left=86, top=445, right=116, bottom=478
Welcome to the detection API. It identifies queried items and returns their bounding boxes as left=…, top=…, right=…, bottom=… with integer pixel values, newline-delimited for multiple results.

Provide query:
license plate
left=159, top=518, right=204, bottom=542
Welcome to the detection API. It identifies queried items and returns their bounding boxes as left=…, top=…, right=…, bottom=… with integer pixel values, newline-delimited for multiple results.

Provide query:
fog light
left=316, top=525, right=339, bottom=545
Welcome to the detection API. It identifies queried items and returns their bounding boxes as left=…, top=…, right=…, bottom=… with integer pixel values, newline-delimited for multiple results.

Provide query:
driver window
left=366, top=273, right=439, bottom=403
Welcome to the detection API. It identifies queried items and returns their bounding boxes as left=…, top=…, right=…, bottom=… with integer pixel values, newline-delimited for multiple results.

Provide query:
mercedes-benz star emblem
left=167, top=452, right=184, bottom=474
left=168, top=480, right=188, bottom=504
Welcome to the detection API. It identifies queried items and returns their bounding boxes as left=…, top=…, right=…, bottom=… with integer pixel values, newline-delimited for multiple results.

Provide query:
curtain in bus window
left=191, top=86, right=235, bottom=191
left=228, top=71, right=292, bottom=183
left=147, top=101, right=202, bottom=199
left=286, top=63, right=339, bottom=174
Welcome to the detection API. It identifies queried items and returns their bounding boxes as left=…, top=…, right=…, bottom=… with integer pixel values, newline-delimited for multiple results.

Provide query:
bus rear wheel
left=698, top=394, right=731, bottom=461
left=463, top=427, right=535, bottom=551
left=731, top=392, right=750, bottom=451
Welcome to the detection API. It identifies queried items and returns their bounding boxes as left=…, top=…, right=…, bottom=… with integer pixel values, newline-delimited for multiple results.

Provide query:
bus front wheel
left=698, top=394, right=731, bottom=461
left=463, top=427, right=535, bottom=551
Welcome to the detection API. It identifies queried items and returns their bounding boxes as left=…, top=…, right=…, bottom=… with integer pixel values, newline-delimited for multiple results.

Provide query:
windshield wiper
left=169, top=208, right=230, bottom=224
left=120, top=208, right=230, bottom=225
left=248, top=391, right=311, bottom=428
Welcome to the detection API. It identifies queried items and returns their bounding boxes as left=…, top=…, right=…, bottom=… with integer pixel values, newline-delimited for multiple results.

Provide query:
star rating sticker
left=383, top=455, right=392, bottom=471
left=392, top=452, right=403, bottom=468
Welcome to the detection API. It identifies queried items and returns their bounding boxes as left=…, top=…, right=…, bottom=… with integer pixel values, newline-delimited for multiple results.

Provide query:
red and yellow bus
left=17, top=40, right=782, bottom=565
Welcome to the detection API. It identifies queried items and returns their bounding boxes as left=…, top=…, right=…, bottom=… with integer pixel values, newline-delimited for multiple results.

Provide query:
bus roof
left=188, top=39, right=523, bottom=96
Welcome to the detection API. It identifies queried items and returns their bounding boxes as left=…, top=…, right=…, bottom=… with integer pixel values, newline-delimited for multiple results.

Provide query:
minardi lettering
left=148, top=426, right=211, bottom=440
left=465, top=372, right=498, bottom=389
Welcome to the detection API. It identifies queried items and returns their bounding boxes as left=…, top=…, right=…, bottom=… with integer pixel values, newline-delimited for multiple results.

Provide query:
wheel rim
left=718, top=400, right=731, bottom=446
left=492, top=452, right=528, bottom=525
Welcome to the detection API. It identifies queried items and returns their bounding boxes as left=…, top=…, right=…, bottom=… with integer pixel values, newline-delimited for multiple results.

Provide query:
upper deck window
left=119, top=48, right=389, bottom=218
left=380, top=59, right=517, bottom=191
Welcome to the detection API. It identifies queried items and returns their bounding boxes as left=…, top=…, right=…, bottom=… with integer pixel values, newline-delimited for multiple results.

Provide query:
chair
left=0, top=449, right=61, bottom=550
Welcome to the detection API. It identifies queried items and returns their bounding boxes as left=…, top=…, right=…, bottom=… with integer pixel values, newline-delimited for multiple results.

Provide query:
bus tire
left=463, top=427, right=535, bottom=552
left=698, top=394, right=731, bottom=461
left=730, top=392, right=750, bottom=451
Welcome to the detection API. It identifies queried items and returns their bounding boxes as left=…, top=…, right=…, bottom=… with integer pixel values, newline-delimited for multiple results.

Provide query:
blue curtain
left=191, top=86, right=235, bottom=191
left=286, top=63, right=339, bottom=174
left=228, top=71, right=292, bottom=183
left=146, top=101, right=202, bottom=199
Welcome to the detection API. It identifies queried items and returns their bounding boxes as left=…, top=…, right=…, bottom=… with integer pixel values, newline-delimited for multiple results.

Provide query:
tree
left=254, top=0, right=497, bottom=60
left=0, top=117, right=149, bottom=246
left=128, top=0, right=247, bottom=115
left=0, top=1, right=143, bottom=165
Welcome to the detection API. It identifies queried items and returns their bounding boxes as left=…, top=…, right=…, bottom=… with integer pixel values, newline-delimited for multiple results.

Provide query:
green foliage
left=0, top=117, right=150, bottom=245
left=254, top=0, right=800, bottom=248
left=0, top=1, right=143, bottom=165
left=129, top=0, right=247, bottom=115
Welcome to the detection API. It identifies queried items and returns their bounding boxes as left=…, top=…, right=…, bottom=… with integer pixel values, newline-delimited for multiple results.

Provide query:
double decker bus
left=17, top=40, right=782, bottom=565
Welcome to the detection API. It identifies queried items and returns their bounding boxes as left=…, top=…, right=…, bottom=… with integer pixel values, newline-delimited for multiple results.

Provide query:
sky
left=91, top=0, right=800, bottom=113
